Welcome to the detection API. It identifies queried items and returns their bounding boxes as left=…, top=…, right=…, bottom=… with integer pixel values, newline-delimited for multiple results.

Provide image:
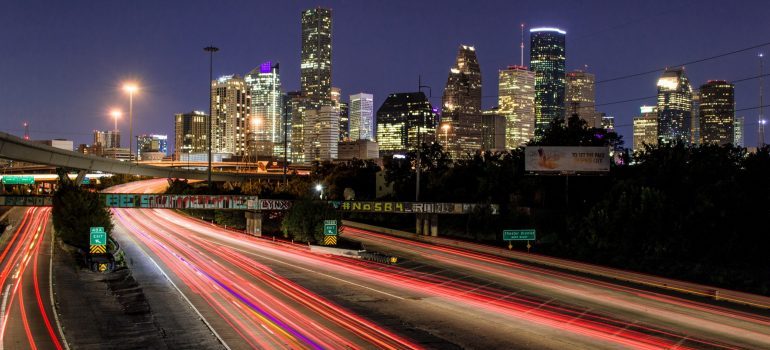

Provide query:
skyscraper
left=441, top=45, right=482, bottom=121
left=633, top=106, right=658, bottom=152
left=498, top=65, right=535, bottom=148
left=211, top=75, right=249, bottom=156
left=530, top=27, right=566, bottom=133
left=565, top=70, right=600, bottom=127
left=376, top=92, right=437, bottom=156
left=301, top=7, right=332, bottom=108
left=245, top=61, right=283, bottom=158
left=303, top=105, right=339, bottom=162
left=691, top=92, right=701, bottom=145
left=442, top=45, right=483, bottom=159
left=699, top=80, right=735, bottom=145
left=656, top=67, right=693, bottom=143
left=136, top=134, right=168, bottom=160
left=285, top=91, right=307, bottom=163
left=735, top=116, right=745, bottom=147
left=174, top=111, right=208, bottom=160
left=349, top=93, right=374, bottom=141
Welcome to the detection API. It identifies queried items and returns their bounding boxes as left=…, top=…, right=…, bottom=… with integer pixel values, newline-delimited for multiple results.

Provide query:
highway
left=0, top=207, right=65, bottom=350
left=102, top=178, right=770, bottom=349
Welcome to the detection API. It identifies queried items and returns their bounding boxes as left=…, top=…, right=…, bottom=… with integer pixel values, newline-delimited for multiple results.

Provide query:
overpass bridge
left=0, top=131, right=281, bottom=182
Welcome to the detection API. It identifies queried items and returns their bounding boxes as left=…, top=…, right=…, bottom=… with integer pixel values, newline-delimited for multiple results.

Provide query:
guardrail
left=342, top=220, right=770, bottom=310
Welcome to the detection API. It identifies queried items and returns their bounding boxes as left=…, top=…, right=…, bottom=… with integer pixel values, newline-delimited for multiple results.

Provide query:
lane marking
left=47, top=214, right=69, bottom=350
left=115, top=220, right=232, bottom=350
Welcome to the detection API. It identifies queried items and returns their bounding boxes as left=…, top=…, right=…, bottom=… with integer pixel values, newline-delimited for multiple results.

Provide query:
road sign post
left=89, top=226, right=107, bottom=254
left=503, top=229, right=536, bottom=252
left=323, top=220, right=337, bottom=245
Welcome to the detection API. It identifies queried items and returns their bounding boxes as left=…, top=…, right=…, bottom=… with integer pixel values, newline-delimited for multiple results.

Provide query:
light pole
left=416, top=76, right=431, bottom=202
left=315, top=183, right=323, bottom=199
left=441, top=123, right=450, bottom=148
left=204, top=45, right=219, bottom=190
left=251, top=117, right=262, bottom=173
left=760, top=53, right=765, bottom=147
left=110, top=109, right=121, bottom=132
left=122, top=83, right=138, bottom=163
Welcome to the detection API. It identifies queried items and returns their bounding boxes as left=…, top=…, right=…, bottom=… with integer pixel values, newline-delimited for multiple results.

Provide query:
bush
left=52, top=171, right=113, bottom=251
left=281, top=199, right=338, bottom=243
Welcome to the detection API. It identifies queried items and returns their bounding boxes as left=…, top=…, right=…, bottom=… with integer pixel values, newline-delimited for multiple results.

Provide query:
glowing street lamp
left=441, top=123, right=450, bottom=147
left=315, top=183, right=324, bottom=199
left=122, top=82, right=139, bottom=163
left=110, top=109, right=122, bottom=131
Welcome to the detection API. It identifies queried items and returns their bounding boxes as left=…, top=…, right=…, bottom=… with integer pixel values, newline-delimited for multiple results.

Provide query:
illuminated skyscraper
left=285, top=91, right=308, bottom=163
left=174, top=111, right=208, bottom=160
left=633, top=106, right=658, bottom=152
left=350, top=93, right=374, bottom=141
left=339, top=101, right=349, bottom=140
left=211, top=75, right=249, bottom=156
left=565, top=70, right=600, bottom=127
left=691, top=92, right=701, bottom=145
left=303, top=105, right=339, bottom=162
left=699, top=80, right=735, bottom=145
left=656, top=67, right=693, bottom=143
left=734, top=116, right=744, bottom=147
left=376, top=92, right=437, bottom=156
left=530, top=27, right=566, bottom=133
left=301, top=7, right=332, bottom=108
left=245, top=61, right=283, bottom=158
left=442, top=45, right=483, bottom=159
left=137, top=134, right=168, bottom=160
left=498, top=65, right=535, bottom=148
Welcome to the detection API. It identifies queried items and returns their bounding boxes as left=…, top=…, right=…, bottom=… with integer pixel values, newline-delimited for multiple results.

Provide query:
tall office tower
left=691, top=92, right=701, bottom=145
left=565, top=70, right=600, bottom=127
left=376, top=92, right=438, bottom=156
left=441, top=45, right=482, bottom=121
left=174, top=111, right=209, bottom=160
left=285, top=91, right=308, bottom=163
left=93, top=130, right=120, bottom=149
left=349, top=93, right=375, bottom=141
left=441, top=45, right=483, bottom=159
left=211, top=75, right=249, bottom=156
left=633, top=106, right=659, bottom=152
left=530, top=27, right=566, bottom=133
left=331, top=87, right=341, bottom=105
left=245, top=61, right=283, bottom=158
left=303, top=105, right=339, bottom=162
left=656, top=67, right=693, bottom=144
left=339, top=102, right=349, bottom=140
left=481, top=111, right=506, bottom=151
left=734, top=116, right=745, bottom=147
left=699, top=80, right=735, bottom=145
left=136, top=134, right=168, bottom=160
left=498, top=65, right=535, bottom=148
left=301, top=7, right=332, bottom=109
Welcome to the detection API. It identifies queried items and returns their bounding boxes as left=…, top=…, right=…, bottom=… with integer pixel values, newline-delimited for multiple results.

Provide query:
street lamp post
left=122, top=83, right=138, bottom=164
left=252, top=118, right=262, bottom=173
left=204, top=45, right=219, bottom=190
left=416, top=76, right=431, bottom=202
left=441, top=123, right=450, bottom=148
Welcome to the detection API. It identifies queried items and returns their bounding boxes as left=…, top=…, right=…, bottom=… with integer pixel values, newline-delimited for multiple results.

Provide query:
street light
left=251, top=117, right=262, bottom=173
left=204, top=45, right=219, bottom=190
left=122, top=82, right=138, bottom=163
left=441, top=123, right=450, bottom=147
left=315, top=183, right=324, bottom=199
left=110, top=109, right=122, bottom=132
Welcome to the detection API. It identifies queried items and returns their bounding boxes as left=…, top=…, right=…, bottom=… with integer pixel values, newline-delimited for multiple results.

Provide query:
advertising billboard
left=524, top=146, right=610, bottom=173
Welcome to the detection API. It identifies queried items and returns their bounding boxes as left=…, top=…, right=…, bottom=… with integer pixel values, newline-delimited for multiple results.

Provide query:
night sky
left=1, top=0, right=769, bottom=150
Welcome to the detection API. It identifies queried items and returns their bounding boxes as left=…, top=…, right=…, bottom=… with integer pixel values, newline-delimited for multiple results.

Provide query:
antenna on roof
left=23, top=122, right=29, bottom=140
left=520, top=23, right=525, bottom=67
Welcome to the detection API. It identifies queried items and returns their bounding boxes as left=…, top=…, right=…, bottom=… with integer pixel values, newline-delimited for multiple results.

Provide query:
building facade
left=530, top=27, right=566, bottom=133
left=285, top=91, right=307, bottom=163
left=349, top=93, right=374, bottom=141
left=633, top=106, right=658, bottom=152
left=211, top=75, right=249, bottom=156
left=656, top=67, right=693, bottom=143
left=735, top=116, right=744, bottom=147
left=303, top=105, right=339, bottom=162
left=376, top=92, right=437, bottom=156
left=174, top=111, right=208, bottom=160
left=699, top=80, right=735, bottom=145
left=565, top=70, right=601, bottom=127
left=338, top=139, right=379, bottom=160
left=301, top=7, right=332, bottom=109
left=136, top=134, right=168, bottom=160
left=245, top=61, right=283, bottom=158
left=498, top=65, right=535, bottom=148
left=441, top=45, right=482, bottom=122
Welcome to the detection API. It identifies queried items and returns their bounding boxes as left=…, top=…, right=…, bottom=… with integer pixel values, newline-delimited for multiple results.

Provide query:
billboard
left=331, top=201, right=500, bottom=215
left=524, top=146, right=610, bottom=173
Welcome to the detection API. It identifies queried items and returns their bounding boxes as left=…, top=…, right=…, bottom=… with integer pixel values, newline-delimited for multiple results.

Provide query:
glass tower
left=656, top=67, right=693, bottom=144
left=245, top=61, right=283, bottom=158
left=301, top=7, right=332, bottom=108
left=376, top=92, right=437, bottom=156
left=530, top=27, right=566, bottom=133
left=498, top=66, right=535, bottom=148
left=699, top=80, right=735, bottom=145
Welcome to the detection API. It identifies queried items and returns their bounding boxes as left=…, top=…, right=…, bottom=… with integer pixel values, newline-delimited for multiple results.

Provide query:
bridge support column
left=245, top=210, right=262, bottom=236
left=430, top=214, right=438, bottom=237
left=415, top=214, right=423, bottom=235
left=74, top=169, right=87, bottom=187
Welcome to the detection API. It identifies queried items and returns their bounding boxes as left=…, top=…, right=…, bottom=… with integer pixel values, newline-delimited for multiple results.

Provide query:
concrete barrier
left=308, top=245, right=363, bottom=258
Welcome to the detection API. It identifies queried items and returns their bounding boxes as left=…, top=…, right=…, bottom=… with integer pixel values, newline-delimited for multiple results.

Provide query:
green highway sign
left=90, top=227, right=107, bottom=246
left=1, top=175, right=35, bottom=185
left=503, top=229, right=536, bottom=241
left=323, top=220, right=337, bottom=236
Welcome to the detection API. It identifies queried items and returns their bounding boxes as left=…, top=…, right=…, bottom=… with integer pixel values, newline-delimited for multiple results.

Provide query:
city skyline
left=1, top=1, right=768, bottom=151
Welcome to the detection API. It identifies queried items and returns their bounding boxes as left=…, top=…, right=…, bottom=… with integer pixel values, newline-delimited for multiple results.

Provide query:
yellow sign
left=323, top=235, right=337, bottom=246
left=98, top=263, right=108, bottom=272
left=90, top=245, right=107, bottom=254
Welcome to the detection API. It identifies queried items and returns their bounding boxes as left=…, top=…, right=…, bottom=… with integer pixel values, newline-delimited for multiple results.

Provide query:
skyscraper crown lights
left=530, top=27, right=566, bottom=35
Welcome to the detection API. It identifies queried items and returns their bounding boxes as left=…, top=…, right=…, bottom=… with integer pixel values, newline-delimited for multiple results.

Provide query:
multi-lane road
left=0, top=207, right=64, bottom=350
left=105, top=179, right=770, bottom=349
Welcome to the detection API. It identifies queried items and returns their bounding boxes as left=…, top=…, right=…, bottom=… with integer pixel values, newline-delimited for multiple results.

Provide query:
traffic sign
left=1, top=175, right=34, bottom=185
left=90, top=227, right=107, bottom=246
left=503, top=229, right=536, bottom=241
left=323, top=220, right=337, bottom=236
left=323, top=235, right=337, bottom=245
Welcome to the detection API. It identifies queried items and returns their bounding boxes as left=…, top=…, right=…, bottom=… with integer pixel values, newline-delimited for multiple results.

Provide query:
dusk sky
left=1, top=0, right=768, bottom=150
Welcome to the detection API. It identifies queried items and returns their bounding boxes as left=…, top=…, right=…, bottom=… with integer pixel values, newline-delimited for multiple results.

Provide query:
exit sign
left=503, top=229, right=536, bottom=241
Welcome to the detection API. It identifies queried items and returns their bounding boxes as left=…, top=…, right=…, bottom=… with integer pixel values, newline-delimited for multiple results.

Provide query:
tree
left=52, top=169, right=113, bottom=251
left=280, top=199, right=338, bottom=243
